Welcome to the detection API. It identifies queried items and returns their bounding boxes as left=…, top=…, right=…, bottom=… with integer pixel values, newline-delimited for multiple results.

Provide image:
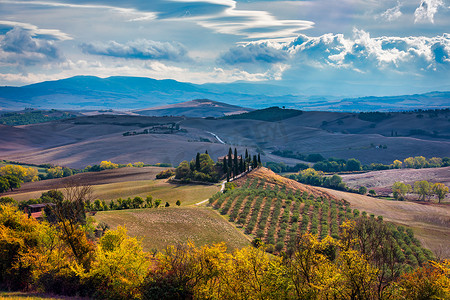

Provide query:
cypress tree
left=253, top=155, right=257, bottom=169
left=239, top=157, right=244, bottom=173
left=228, top=147, right=233, bottom=172
left=258, top=153, right=261, bottom=166
left=234, top=148, right=238, bottom=177
left=195, top=152, right=200, bottom=171
left=223, top=157, right=228, bottom=174
left=205, top=149, right=208, bottom=154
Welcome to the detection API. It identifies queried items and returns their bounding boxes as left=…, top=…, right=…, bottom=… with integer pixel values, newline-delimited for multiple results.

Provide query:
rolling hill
left=0, top=108, right=449, bottom=168
left=134, top=99, right=254, bottom=117
left=209, top=167, right=437, bottom=263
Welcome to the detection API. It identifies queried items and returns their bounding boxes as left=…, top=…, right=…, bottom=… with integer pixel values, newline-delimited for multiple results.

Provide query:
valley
left=1, top=106, right=449, bottom=169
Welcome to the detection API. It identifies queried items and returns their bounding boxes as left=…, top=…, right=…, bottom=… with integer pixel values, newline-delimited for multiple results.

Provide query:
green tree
left=403, top=157, right=415, bottom=168
left=146, top=195, right=153, bottom=208
left=165, top=202, right=170, bottom=207
left=154, top=199, right=162, bottom=208
left=413, top=156, right=427, bottom=168
left=0, top=177, right=10, bottom=193
left=432, top=183, right=448, bottom=203
left=4, top=175, right=22, bottom=191
left=358, top=186, right=367, bottom=195
left=94, top=199, right=104, bottom=211
left=414, top=180, right=431, bottom=201
left=346, top=158, right=362, bottom=171
left=132, top=196, right=144, bottom=208
left=175, top=161, right=191, bottom=179
left=368, top=189, right=376, bottom=196
left=40, top=190, right=64, bottom=203
left=195, top=153, right=200, bottom=171
left=176, top=200, right=181, bottom=206
left=223, top=157, right=228, bottom=174
left=392, top=182, right=412, bottom=200
left=234, top=148, right=238, bottom=177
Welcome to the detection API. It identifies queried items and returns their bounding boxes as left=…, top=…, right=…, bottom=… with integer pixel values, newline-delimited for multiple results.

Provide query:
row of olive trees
left=392, top=181, right=449, bottom=202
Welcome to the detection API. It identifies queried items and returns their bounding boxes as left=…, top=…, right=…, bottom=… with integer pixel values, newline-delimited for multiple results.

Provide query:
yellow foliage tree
left=390, top=260, right=450, bottom=299
left=393, top=160, right=402, bottom=169
left=81, top=226, right=150, bottom=298
left=0, top=165, right=38, bottom=182
left=432, top=183, right=449, bottom=203
left=99, top=161, right=119, bottom=170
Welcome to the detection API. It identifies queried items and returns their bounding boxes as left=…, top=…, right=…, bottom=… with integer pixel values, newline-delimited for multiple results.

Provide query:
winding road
left=207, top=131, right=225, bottom=144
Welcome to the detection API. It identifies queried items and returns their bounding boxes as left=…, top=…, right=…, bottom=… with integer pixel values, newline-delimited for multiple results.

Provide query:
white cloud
left=219, top=41, right=288, bottom=65
left=0, top=20, right=72, bottom=41
left=414, top=0, right=445, bottom=23
left=80, top=39, right=189, bottom=61
left=379, top=1, right=403, bottom=21
left=288, top=29, right=450, bottom=72
left=0, top=0, right=157, bottom=22
left=170, top=0, right=314, bottom=40
left=0, top=27, right=64, bottom=66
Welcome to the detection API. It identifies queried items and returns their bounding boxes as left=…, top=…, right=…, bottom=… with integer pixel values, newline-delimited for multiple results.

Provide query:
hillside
left=209, top=168, right=435, bottom=264
left=318, top=187, right=450, bottom=258
left=1, top=111, right=449, bottom=168
left=341, top=166, right=450, bottom=197
left=134, top=99, right=254, bottom=117
left=94, top=207, right=250, bottom=251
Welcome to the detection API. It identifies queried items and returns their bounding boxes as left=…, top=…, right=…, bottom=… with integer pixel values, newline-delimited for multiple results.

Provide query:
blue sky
left=0, top=0, right=449, bottom=96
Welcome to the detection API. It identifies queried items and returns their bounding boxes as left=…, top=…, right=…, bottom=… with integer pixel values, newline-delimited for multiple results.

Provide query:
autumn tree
left=392, top=182, right=412, bottom=200
left=390, top=260, right=450, bottom=299
left=45, top=180, right=95, bottom=268
left=0, top=165, right=38, bottom=182
left=82, top=226, right=150, bottom=299
left=432, top=183, right=449, bottom=203
left=393, top=160, right=402, bottom=169
left=0, top=177, right=10, bottom=193
left=414, top=180, right=431, bottom=201
left=0, top=205, right=42, bottom=290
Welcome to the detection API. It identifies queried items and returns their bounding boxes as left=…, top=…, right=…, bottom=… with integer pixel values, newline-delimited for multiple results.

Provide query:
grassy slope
left=94, top=207, right=250, bottom=251
left=5, top=179, right=220, bottom=206
left=318, top=187, right=450, bottom=258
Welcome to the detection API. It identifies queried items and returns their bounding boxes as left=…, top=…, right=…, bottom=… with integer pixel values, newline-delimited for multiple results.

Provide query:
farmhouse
left=24, top=203, right=55, bottom=219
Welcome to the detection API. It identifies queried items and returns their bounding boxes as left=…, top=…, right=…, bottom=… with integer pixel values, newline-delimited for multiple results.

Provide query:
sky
left=0, top=0, right=449, bottom=96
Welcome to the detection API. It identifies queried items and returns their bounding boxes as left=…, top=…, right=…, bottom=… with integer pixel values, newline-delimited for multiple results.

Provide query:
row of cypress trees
left=221, top=148, right=261, bottom=182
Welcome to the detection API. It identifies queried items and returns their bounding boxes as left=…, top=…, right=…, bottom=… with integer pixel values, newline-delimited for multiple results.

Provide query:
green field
left=5, top=180, right=221, bottom=206
left=94, top=206, right=250, bottom=251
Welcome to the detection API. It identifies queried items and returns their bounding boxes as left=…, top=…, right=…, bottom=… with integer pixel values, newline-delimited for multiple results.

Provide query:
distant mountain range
left=0, top=75, right=448, bottom=111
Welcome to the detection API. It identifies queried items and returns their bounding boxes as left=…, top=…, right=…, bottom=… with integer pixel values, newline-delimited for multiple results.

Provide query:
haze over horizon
left=0, top=0, right=449, bottom=97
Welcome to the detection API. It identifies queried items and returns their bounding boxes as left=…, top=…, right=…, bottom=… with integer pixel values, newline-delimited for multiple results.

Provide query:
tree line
left=173, top=149, right=262, bottom=183
left=267, top=155, right=450, bottom=174
left=392, top=181, right=449, bottom=203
